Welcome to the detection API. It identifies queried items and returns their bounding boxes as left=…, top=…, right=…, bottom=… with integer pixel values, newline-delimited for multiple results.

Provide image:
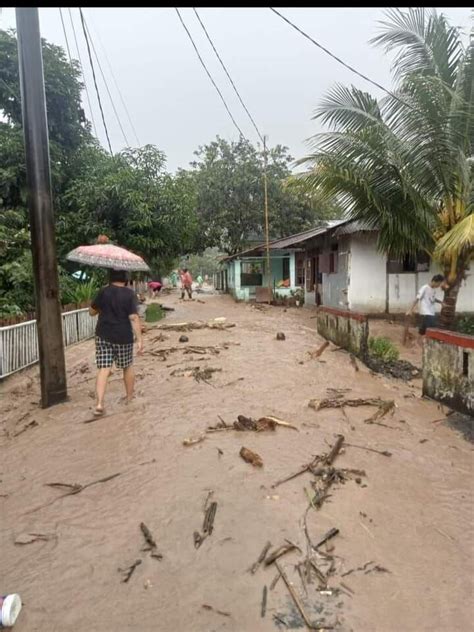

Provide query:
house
left=219, top=219, right=474, bottom=313
left=218, top=234, right=307, bottom=301
left=286, top=219, right=473, bottom=313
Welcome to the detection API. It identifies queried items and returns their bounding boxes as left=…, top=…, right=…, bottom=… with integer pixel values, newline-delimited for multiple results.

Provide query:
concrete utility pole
left=16, top=8, right=68, bottom=407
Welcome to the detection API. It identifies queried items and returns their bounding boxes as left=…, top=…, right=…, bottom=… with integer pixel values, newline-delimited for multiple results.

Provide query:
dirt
left=1, top=292, right=473, bottom=631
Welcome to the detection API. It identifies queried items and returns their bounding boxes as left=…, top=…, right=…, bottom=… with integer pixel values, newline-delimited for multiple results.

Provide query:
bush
left=456, top=316, right=474, bottom=336
left=61, top=276, right=100, bottom=305
left=145, top=303, right=164, bottom=323
left=369, top=336, right=399, bottom=362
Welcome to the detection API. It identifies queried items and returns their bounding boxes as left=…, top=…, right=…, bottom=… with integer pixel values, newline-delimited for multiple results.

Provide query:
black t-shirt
left=92, top=285, right=138, bottom=344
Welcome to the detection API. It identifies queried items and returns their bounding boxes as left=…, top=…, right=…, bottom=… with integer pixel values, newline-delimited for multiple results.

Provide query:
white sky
left=1, top=7, right=471, bottom=172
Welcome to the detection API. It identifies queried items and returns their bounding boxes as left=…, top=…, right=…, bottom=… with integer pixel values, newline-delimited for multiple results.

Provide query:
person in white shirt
left=407, top=274, right=445, bottom=336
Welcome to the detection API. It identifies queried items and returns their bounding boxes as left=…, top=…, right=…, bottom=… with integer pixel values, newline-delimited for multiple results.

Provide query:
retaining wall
left=316, top=306, right=369, bottom=358
left=423, top=330, right=474, bottom=415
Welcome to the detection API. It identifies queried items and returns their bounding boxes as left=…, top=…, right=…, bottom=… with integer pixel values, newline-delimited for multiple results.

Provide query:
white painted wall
left=347, top=234, right=387, bottom=313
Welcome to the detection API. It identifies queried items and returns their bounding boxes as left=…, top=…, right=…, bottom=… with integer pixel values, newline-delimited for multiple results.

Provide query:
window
left=329, top=244, right=338, bottom=274
left=387, top=251, right=431, bottom=273
left=282, top=257, right=290, bottom=281
left=241, top=261, right=263, bottom=287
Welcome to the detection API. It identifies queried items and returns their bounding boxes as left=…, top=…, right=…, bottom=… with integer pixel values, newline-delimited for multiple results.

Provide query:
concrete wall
left=388, top=264, right=474, bottom=314
left=316, top=306, right=369, bottom=358
left=348, top=233, right=387, bottom=313
left=423, top=330, right=474, bottom=415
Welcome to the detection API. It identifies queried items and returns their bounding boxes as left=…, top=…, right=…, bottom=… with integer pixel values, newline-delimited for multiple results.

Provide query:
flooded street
left=1, top=292, right=473, bottom=631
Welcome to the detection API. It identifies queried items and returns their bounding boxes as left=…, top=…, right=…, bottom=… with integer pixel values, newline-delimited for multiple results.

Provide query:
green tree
left=299, top=8, right=473, bottom=327
left=188, top=136, right=337, bottom=255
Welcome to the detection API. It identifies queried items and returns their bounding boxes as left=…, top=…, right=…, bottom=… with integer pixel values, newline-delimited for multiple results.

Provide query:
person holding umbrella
left=89, top=269, right=144, bottom=416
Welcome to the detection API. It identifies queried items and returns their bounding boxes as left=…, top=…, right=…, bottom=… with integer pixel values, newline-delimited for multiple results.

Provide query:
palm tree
left=299, top=8, right=473, bottom=328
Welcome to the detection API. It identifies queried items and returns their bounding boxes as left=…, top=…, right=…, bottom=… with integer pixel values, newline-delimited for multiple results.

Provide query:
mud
left=1, top=291, right=473, bottom=631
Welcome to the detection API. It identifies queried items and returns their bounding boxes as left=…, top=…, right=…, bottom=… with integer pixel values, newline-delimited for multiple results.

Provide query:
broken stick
left=261, top=585, right=268, bottom=618
left=249, top=540, right=272, bottom=574
left=275, top=561, right=322, bottom=630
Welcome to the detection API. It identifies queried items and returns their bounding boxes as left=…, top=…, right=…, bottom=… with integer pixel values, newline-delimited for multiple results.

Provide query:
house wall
left=423, top=330, right=474, bottom=415
left=348, top=234, right=387, bottom=313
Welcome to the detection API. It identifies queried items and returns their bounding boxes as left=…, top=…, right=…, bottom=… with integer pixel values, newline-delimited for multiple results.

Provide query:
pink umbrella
left=66, top=240, right=150, bottom=272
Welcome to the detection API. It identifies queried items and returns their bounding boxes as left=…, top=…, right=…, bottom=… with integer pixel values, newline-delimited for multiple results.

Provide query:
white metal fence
left=0, top=308, right=96, bottom=379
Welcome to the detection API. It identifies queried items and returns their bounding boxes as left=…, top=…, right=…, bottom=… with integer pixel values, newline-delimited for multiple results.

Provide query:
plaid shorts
left=95, top=337, right=134, bottom=369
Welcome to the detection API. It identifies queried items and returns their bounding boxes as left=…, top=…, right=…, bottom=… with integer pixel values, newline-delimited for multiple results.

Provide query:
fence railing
left=0, top=308, right=96, bottom=379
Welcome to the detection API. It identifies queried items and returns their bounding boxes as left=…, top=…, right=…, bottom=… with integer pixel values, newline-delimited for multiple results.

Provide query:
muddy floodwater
left=1, top=292, right=473, bottom=631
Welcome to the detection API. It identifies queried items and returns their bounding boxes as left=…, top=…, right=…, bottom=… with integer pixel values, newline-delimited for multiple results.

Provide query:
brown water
left=1, top=292, right=473, bottom=631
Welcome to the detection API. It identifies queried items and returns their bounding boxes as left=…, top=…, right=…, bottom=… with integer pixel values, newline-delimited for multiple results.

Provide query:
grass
left=368, top=336, right=400, bottom=362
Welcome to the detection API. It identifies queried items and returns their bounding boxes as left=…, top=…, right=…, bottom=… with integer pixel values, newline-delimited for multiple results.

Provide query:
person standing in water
left=89, top=269, right=143, bottom=416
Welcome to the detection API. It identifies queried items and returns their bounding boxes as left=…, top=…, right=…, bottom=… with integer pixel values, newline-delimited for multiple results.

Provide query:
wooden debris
left=272, top=434, right=344, bottom=488
left=28, top=472, right=122, bottom=514
left=249, top=540, right=272, bottom=574
left=315, top=528, right=339, bottom=550
left=276, top=332, right=286, bottom=340
left=158, top=319, right=235, bottom=332
left=194, top=531, right=204, bottom=549
left=203, top=501, right=217, bottom=535
left=201, top=604, right=231, bottom=617
left=309, top=397, right=395, bottom=424
left=15, top=532, right=54, bottom=545
left=264, top=543, right=297, bottom=566
left=240, top=446, right=263, bottom=467
left=261, top=586, right=268, bottom=618
left=119, top=559, right=142, bottom=583
left=309, top=341, right=330, bottom=359
left=140, top=522, right=157, bottom=549
left=275, top=561, right=325, bottom=630
left=12, top=419, right=38, bottom=437
left=269, top=572, right=281, bottom=590
left=223, top=377, right=245, bottom=387
left=349, top=354, right=359, bottom=371
left=171, top=366, right=222, bottom=384
left=183, top=435, right=206, bottom=447
left=345, top=442, right=392, bottom=457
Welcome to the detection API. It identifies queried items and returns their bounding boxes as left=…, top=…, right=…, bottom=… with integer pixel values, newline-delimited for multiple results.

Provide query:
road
left=1, top=291, right=472, bottom=631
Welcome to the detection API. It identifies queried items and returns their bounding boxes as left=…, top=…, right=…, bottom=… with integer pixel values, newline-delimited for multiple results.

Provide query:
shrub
left=145, top=303, right=164, bottom=323
left=369, top=336, right=399, bottom=362
left=456, top=316, right=474, bottom=336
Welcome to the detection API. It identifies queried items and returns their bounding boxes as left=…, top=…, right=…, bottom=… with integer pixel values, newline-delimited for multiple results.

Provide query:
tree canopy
left=298, top=8, right=473, bottom=326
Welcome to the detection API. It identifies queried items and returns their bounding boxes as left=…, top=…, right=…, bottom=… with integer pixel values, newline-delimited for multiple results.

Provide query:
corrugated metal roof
left=221, top=219, right=348, bottom=262
left=333, top=220, right=378, bottom=236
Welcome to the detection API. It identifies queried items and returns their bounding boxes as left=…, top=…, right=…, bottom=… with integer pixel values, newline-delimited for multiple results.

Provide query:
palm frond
left=434, top=213, right=474, bottom=260
left=312, top=84, right=382, bottom=132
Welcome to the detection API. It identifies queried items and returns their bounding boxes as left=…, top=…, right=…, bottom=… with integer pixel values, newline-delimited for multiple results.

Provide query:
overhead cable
left=79, top=7, right=113, bottom=154
left=175, top=7, right=245, bottom=138
left=58, top=8, right=72, bottom=63
left=269, top=8, right=414, bottom=110
left=85, top=13, right=141, bottom=146
left=68, top=7, right=98, bottom=137
left=82, top=12, right=130, bottom=147
left=193, top=7, right=264, bottom=144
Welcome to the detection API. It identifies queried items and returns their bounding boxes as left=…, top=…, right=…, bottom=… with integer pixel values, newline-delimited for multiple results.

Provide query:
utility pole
left=16, top=8, right=68, bottom=408
left=263, top=136, right=272, bottom=305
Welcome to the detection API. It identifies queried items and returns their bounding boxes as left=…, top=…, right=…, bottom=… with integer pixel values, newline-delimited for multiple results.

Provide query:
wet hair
left=432, top=274, right=444, bottom=283
left=109, top=269, right=129, bottom=284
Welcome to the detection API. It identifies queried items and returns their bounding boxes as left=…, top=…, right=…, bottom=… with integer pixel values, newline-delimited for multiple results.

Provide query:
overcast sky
left=1, top=7, right=472, bottom=172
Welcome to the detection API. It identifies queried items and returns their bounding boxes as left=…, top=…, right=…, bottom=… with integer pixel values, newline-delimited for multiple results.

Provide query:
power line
left=79, top=7, right=113, bottom=154
left=68, top=8, right=98, bottom=138
left=81, top=11, right=130, bottom=147
left=58, top=8, right=72, bottom=63
left=269, top=8, right=414, bottom=110
left=175, top=7, right=245, bottom=138
left=85, top=14, right=141, bottom=146
left=192, top=8, right=264, bottom=145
